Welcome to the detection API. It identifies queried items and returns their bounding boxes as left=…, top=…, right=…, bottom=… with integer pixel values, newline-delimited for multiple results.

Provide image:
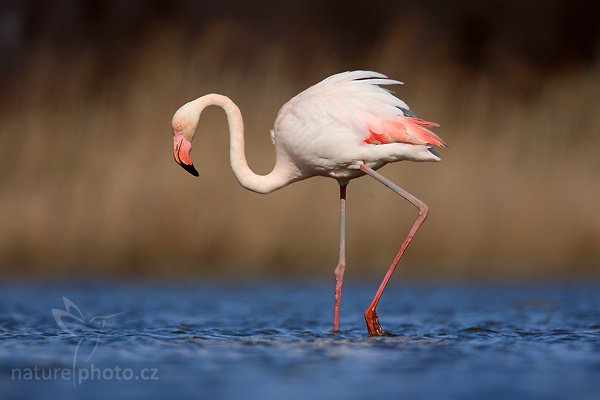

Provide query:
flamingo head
left=172, top=107, right=199, bottom=177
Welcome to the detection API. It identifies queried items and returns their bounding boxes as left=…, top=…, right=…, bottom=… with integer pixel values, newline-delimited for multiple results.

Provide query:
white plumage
left=271, top=71, right=442, bottom=179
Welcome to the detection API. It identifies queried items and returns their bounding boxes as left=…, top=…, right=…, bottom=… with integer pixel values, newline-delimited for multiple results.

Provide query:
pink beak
left=173, top=132, right=199, bottom=176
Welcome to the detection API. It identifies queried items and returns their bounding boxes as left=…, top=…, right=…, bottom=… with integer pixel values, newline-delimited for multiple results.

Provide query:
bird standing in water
left=172, top=71, right=446, bottom=336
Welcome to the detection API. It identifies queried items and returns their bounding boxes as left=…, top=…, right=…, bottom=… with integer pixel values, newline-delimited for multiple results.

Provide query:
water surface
left=1, top=280, right=599, bottom=399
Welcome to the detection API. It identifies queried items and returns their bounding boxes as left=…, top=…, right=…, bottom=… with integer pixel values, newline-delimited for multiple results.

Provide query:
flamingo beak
left=173, top=132, right=199, bottom=176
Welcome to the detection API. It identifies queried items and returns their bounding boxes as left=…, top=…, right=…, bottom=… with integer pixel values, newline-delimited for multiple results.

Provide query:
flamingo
left=172, top=71, right=446, bottom=336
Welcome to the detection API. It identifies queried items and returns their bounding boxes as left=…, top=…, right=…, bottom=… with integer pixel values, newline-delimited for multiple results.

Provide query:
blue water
left=1, top=280, right=600, bottom=400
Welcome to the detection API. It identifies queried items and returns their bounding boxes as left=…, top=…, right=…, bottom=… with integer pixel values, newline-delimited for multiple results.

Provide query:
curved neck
left=190, top=94, right=299, bottom=194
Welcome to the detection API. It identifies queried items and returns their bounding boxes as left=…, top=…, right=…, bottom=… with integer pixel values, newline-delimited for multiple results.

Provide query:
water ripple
left=1, top=281, right=599, bottom=400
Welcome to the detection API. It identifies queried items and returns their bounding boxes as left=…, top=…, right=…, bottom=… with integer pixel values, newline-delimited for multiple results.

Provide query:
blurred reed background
left=0, top=0, right=599, bottom=279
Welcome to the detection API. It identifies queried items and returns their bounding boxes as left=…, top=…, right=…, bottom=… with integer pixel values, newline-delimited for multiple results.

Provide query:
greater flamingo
left=172, top=71, right=446, bottom=336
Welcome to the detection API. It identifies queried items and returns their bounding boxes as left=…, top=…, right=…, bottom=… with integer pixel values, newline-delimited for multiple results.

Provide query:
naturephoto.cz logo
left=11, top=297, right=159, bottom=386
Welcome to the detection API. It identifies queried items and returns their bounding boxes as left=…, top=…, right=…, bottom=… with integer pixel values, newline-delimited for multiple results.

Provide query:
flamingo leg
left=333, top=181, right=348, bottom=332
left=359, top=163, right=429, bottom=336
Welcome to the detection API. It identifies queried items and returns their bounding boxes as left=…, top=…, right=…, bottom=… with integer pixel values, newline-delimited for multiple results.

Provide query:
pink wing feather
left=365, top=117, right=446, bottom=147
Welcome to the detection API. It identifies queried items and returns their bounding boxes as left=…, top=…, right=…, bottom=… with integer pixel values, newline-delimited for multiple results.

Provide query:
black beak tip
left=181, top=163, right=199, bottom=177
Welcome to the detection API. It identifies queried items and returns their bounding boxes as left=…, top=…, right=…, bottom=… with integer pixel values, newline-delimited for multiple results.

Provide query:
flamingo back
left=274, top=71, right=445, bottom=148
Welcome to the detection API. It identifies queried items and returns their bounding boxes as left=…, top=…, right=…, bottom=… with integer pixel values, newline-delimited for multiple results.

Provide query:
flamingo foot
left=364, top=308, right=384, bottom=336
